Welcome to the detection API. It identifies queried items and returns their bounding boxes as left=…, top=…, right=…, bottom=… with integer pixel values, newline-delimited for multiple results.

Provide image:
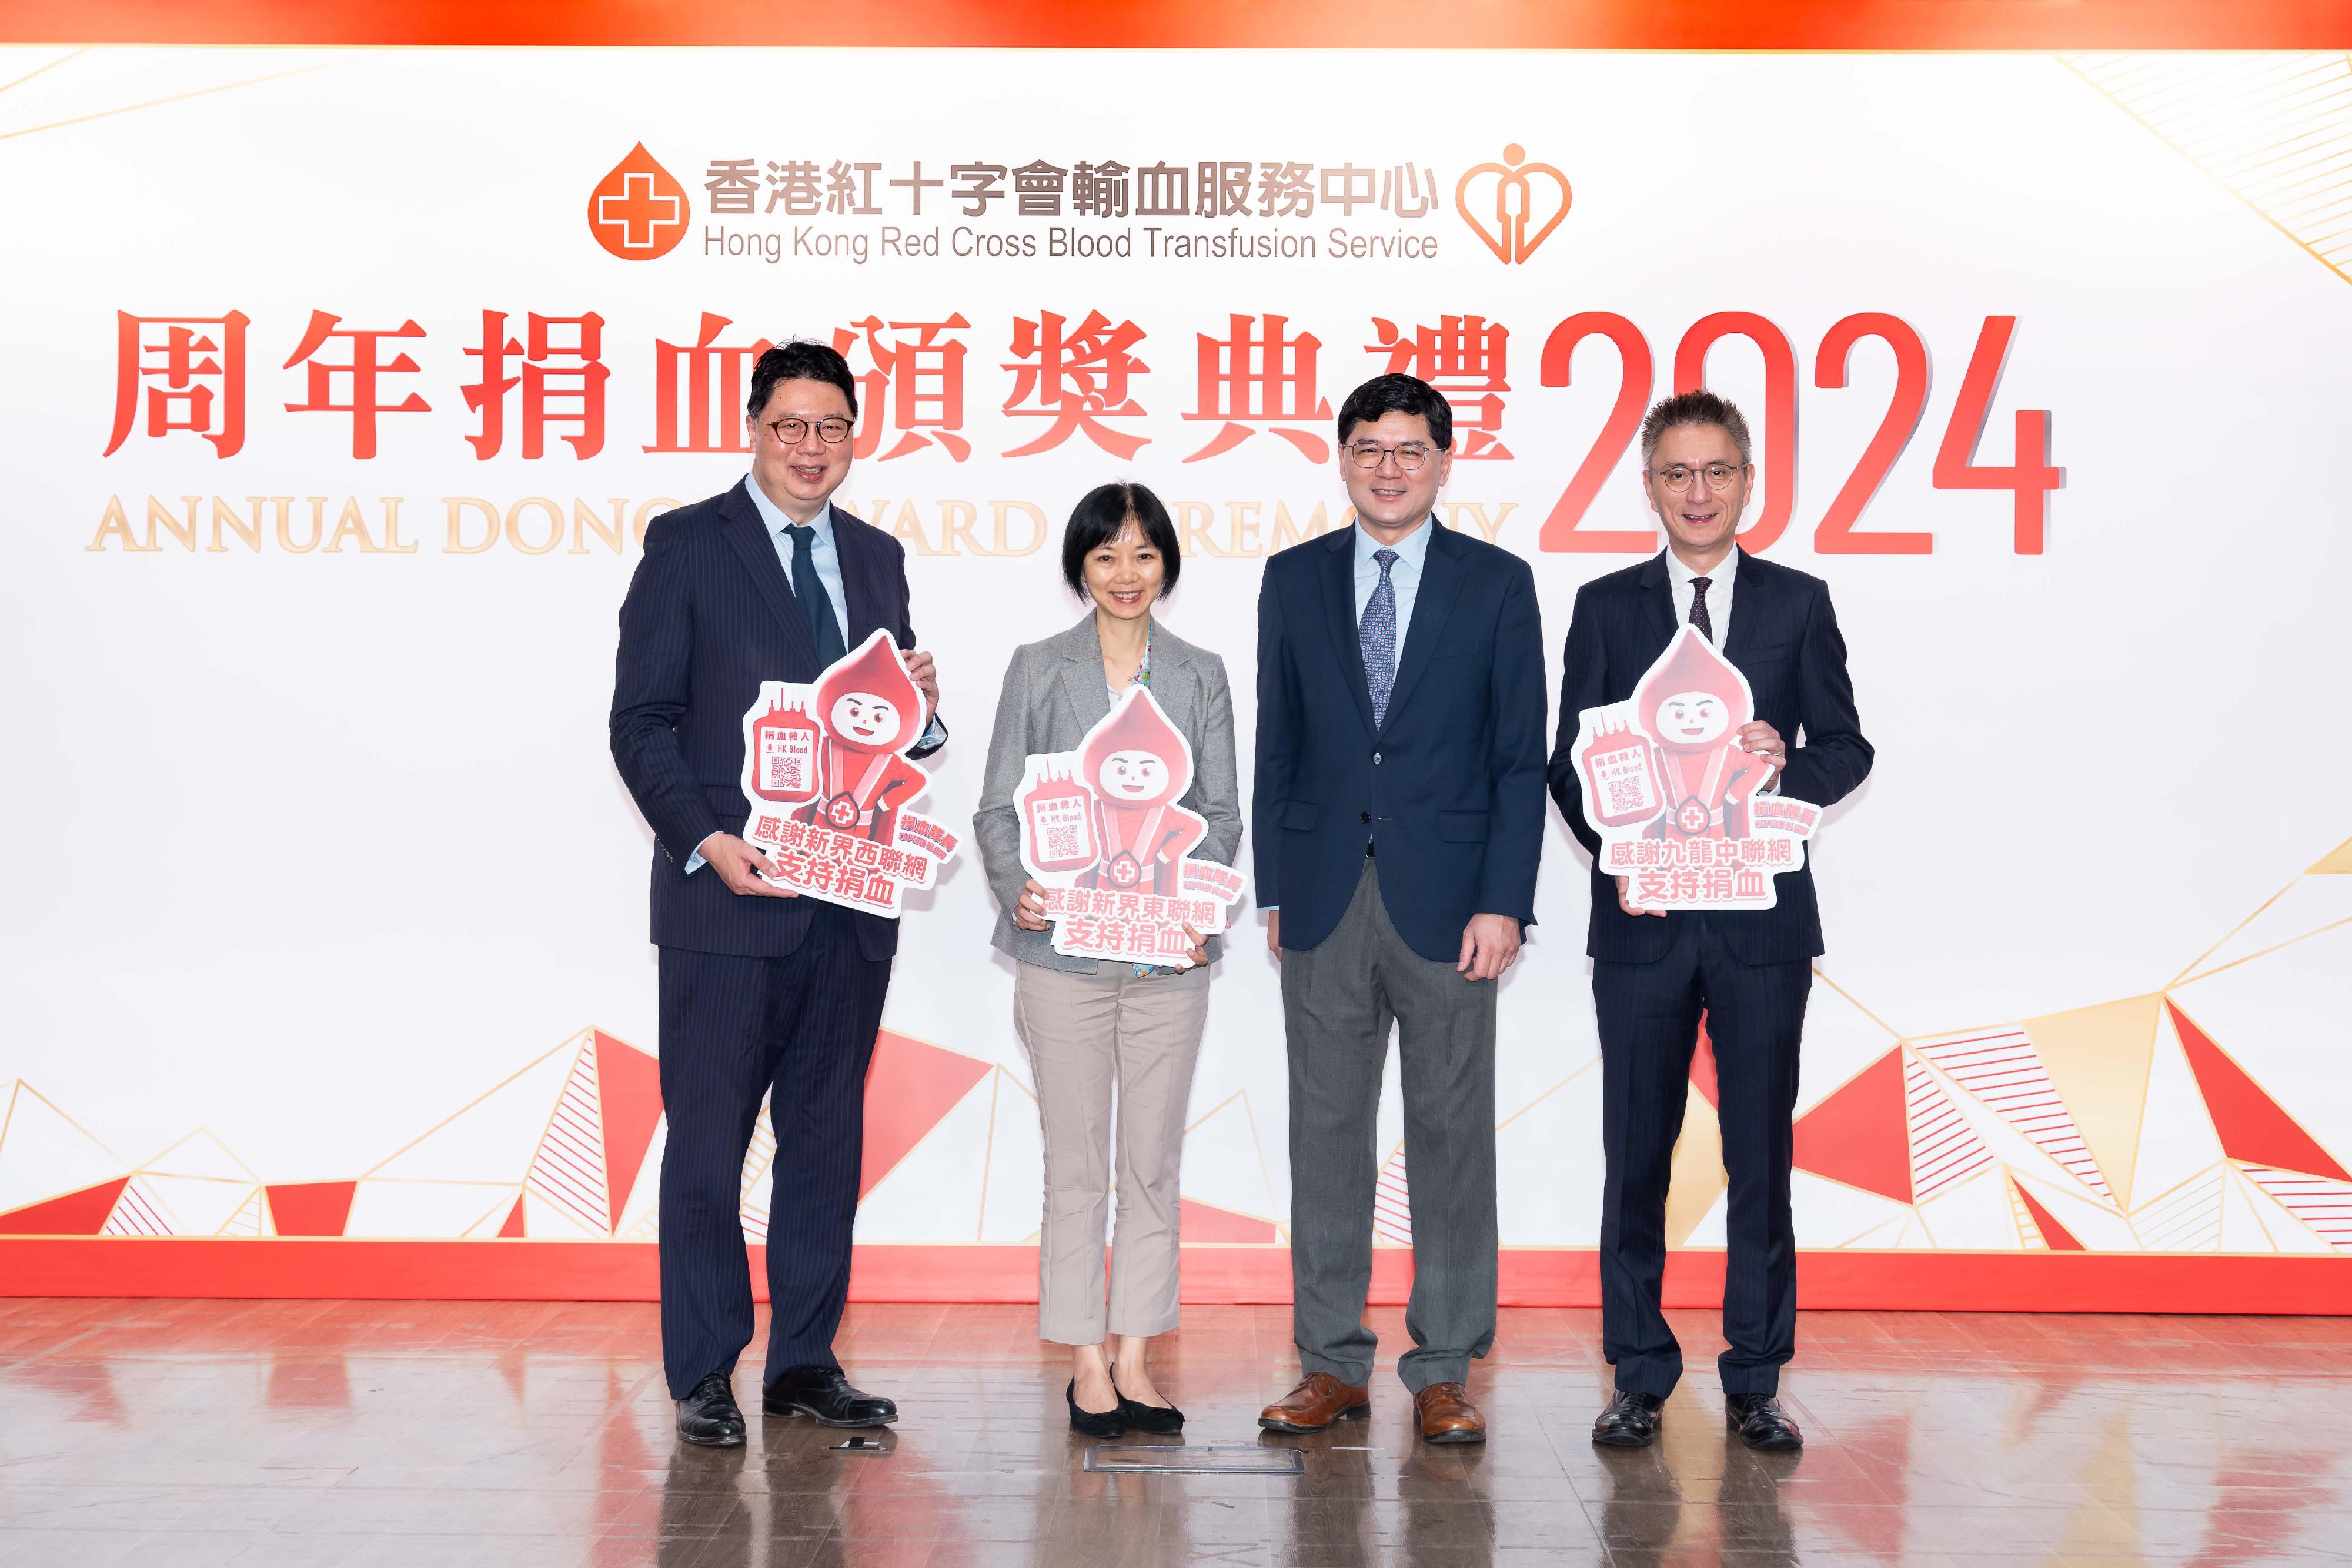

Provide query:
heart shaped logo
left=1454, top=145, right=1572, bottom=265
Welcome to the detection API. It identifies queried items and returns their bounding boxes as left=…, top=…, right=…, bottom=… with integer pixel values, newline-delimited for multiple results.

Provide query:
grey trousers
left=1281, top=858, right=1498, bottom=1392
left=1013, top=961, right=1211, bottom=1344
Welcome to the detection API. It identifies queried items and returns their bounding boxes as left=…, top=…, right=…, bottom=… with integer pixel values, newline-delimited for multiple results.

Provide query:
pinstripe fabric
left=610, top=482, right=943, bottom=962
left=612, top=480, right=943, bottom=1399
left=1593, top=917, right=1809, bottom=1399
left=656, top=908, right=891, bottom=1397
left=1546, top=549, right=1872, bottom=966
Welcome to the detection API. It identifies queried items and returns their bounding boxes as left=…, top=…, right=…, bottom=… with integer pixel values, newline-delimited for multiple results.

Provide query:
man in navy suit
left=1253, top=373, right=1548, bottom=1446
left=1548, top=390, right=1872, bottom=1453
left=610, top=340, right=945, bottom=1447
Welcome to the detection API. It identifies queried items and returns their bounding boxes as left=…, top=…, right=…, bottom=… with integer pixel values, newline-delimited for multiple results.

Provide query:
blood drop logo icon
left=587, top=143, right=689, bottom=261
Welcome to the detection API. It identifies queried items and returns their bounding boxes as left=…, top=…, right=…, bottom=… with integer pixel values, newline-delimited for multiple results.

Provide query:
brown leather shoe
left=1413, top=1382, right=1487, bottom=1445
left=1257, top=1371, right=1370, bottom=1433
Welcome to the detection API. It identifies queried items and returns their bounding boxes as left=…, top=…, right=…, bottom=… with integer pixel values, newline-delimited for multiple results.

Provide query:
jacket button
left=1372, top=753, right=1383, bottom=764
left=1359, top=811, right=1371, bottom=824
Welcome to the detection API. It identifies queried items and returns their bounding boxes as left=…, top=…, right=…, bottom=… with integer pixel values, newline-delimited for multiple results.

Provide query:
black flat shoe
left=1114, top=1394, right=1184, bottom=1433
left=1727, top=1393, right=1803, bottom=1451
left=676, top=1370, right=746, bottom=1447
left=763, top=1365, right=897, bottom=1428
left=1591, top=1389, right=1663, bottom=1448
left=1067, top=1378, right=1125, bottom=1438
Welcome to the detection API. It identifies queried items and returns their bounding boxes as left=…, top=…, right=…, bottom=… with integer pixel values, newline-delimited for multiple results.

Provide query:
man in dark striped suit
left=610, top=340, right=946, bottom=1447
left=1548, top=391, right=1872, bottom=1454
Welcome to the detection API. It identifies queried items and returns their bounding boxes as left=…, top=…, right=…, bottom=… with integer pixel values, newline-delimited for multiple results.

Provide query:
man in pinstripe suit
left=1548, top=392, right=1872, bottom=1453
left=610, top=340, right=946, bottom=1447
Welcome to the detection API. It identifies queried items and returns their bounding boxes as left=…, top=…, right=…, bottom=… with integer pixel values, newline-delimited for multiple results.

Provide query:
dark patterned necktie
left=1688, top=576, right=1715, bottom=644
left=783, top=524, right=847, bottom=666
left=1362, top=548, right=1399, bottom=727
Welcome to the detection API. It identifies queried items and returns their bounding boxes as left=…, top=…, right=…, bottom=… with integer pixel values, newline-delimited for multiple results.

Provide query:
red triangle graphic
left=498, top=1194, right=527, bottom=1238
left=2012, top=1179, right=2085, bottom=1251
left=1179, top=1197, right=1279, bottom=1245
left=2168, top=1001, right=2350, bottom=1181
left=1688, top=1012, right=1719, bottom=1108
left=1793, top=1047, right=1913, bottom=1203
left=265, top=1180, right=358, bottom=1238
left=0, top=1176, right=129, bottom=1235
left=594, top=1030, right=664, bottom=1231
left=860, top=1030, right=991, bottom=1199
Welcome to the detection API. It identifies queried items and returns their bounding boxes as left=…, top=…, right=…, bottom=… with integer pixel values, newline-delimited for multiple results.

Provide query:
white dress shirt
left=1666, top=543, right=1739, bottom=647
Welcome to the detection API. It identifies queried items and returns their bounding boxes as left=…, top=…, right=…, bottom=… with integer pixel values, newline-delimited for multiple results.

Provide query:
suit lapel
left=1380, top=520, right=1465, bottom=733
left=1320, top=529, right=1378, bottom=736
left=1722, top=547, right=1766, bottom=664
left=720, top=482, right=820, bottom=668
left=831, top=503, right=886, bottom=648
left=1055, top=618, right=1113, bottom=733
left=1636, top=550, right=1676, bottom=653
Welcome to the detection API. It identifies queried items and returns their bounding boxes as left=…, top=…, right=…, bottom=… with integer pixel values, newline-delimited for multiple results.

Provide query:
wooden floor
left=1, top=1299, right=2347, bottom=1566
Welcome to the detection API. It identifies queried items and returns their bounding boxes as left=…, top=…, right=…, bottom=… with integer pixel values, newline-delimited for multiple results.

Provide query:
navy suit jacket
left=1254, top=519, right=1548, bottom=963
left=609, top=483, right=942, bottom=961
left=1545, top=549, right=1871, bottom=967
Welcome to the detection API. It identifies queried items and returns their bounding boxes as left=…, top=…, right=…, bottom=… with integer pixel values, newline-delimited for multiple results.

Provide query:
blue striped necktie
left=1362, top=547, right=1399, bottom=728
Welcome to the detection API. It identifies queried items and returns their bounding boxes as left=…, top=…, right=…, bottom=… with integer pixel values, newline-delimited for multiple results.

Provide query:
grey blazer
left=973, top=614, right=1244, bottom=974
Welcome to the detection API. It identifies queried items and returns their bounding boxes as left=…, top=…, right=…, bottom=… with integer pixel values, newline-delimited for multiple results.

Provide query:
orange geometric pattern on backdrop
left=265, top=1181, right=357, bottom=1238
left=2167, top=1001, right=2350, bottom=1181
left=1792, top=1047, right=1913, bottom=1204
left=0, top=1176, right=129, bottom=1235
left=860, top=1031, right=993, bottom=1200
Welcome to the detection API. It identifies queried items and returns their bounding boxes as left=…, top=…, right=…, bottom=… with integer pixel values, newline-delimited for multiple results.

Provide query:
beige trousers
left=1012, top=962, right=1211, bottom=1343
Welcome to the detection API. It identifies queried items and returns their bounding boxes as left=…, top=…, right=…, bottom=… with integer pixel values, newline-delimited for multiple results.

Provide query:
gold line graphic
left=2172, top=912, right=2352, bottom=987
left=0, top=62, right=331, bottom=143
left=2063, top=51, right=2352, bottom=287
left=0, top=48, right=85, bottom=97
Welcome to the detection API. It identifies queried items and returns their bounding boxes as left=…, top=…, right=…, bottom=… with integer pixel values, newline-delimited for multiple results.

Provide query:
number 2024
left=1538, top=313, right=2058, bottom=556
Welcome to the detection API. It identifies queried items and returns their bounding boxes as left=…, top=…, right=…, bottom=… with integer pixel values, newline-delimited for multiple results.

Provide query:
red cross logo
left=587, top=143, right=689, bottom=261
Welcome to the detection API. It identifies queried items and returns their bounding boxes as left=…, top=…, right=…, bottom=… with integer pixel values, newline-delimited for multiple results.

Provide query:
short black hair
left=1639, top=389, right=1751, bottom=467
left=1336, top=372, right=1452, bottom=452
left=747, top=339, right=858, bottom=421
left=1060, top=482, right=1181, bottom=600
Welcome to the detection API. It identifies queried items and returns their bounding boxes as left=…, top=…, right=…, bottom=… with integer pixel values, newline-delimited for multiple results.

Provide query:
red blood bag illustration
left=747, top=696, right=822, bottom=803
left=1581, top=717, right=1665, bottom=828
left=1020, top=761, right=1098, bottom=873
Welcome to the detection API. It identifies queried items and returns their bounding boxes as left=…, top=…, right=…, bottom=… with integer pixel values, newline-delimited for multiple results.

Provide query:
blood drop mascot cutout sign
left=736, top=629, right=961, bottom=914
left=1015, top=686, right=1247, bottom=967
left=1568, top=626, right=1823, bottom=911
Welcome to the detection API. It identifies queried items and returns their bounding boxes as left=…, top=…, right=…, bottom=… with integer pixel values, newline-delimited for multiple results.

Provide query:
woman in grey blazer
left=973, top=482, right=1242, bottom=1438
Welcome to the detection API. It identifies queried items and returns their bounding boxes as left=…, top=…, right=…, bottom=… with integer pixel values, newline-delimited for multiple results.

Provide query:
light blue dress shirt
left=687, top=476, right=938, bottom=873
left=1265, top=516, right=1438, bottom=912
left=743, top=474, right=850, bottom=646
left=1354, top=514, right=1435, bottom=660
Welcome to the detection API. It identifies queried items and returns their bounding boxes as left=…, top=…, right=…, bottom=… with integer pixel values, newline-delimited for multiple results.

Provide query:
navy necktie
left=783, top=524, right=847, bottom=666
left=1688, top=576, right=1715, bottom=644
left=1362, top=548, right=1400, bottom=728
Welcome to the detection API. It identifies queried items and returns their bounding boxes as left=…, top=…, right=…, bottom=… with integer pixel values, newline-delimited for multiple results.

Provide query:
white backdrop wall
left=5, top=46, right=2350, bottom=1280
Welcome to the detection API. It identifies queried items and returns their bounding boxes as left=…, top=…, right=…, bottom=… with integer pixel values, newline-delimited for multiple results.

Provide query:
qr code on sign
left=1044, top=823, right=1083, bottom=860
left=1607, top=777, right=1644, bottom=814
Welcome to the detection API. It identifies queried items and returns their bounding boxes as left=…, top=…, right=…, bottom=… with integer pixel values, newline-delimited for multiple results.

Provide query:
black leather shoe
left=1727, top=1393, right=1803, bottom=1451
left=1591, top=1389, right=1664, bottom=1447
left=1067, top=1378, right=1125, bottom=1438
left=676, top=1370, right=746, bottom=1447
left=763, top=1365, right=897, bottom=1428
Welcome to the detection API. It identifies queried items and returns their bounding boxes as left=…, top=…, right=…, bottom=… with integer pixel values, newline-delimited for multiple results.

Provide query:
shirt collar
left=1354, top=514, right=1436, bottom=573
left=1665, top=543, right=1738, bottom=594
left=743, top=473, right=834, bottom=545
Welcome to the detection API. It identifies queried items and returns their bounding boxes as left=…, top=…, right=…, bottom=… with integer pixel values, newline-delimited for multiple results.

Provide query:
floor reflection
left=0, top=1301, right=2346, bottom=1565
